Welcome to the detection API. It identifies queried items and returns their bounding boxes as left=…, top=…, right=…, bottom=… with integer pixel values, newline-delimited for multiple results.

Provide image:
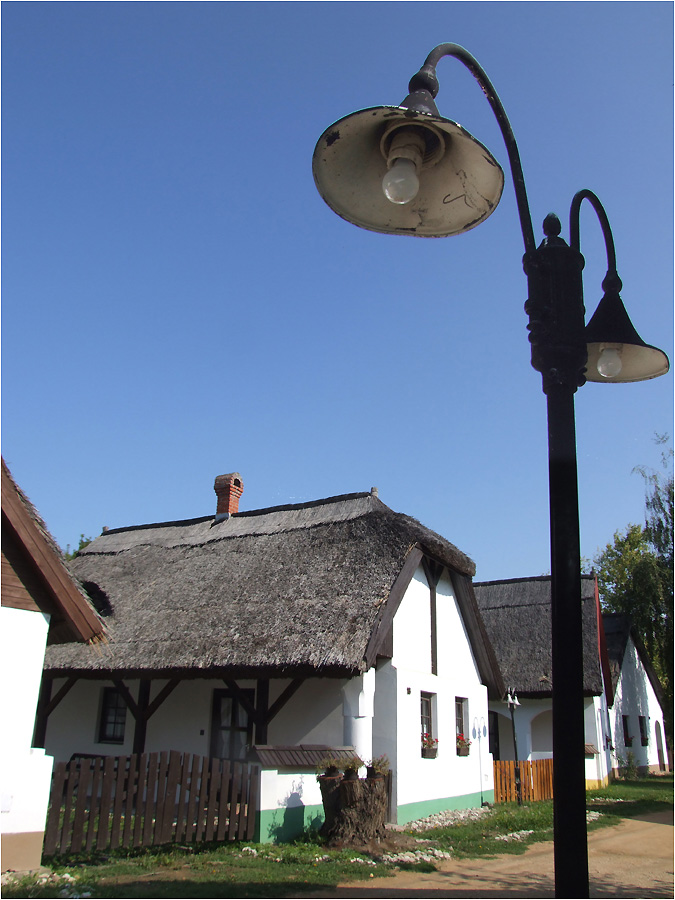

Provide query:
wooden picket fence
left=493, top=758, right=554, bottom=803
left=44, top=751, right=260, bottom=856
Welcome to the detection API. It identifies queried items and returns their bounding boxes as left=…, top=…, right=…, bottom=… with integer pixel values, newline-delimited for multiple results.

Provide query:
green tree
left=594, top=436, right=673, bottom=736
left=64, top=533, right=92, bottom=560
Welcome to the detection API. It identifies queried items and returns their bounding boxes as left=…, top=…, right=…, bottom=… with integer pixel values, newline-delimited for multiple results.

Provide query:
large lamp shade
left=312, top=106, right=504, bottom=237
left=584, top=288, right=670, bottom=383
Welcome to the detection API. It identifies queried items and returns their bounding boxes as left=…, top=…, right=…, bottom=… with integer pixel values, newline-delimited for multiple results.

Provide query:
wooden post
left=255, top=679, right=270, bottom=744
left=33, top=674, right=53, bottom=747
left=133, top=679, right=151, bottom=754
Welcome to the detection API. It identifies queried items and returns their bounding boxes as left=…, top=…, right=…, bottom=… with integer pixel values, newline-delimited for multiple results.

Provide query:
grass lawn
left=3, top=775, right=671, bottom=899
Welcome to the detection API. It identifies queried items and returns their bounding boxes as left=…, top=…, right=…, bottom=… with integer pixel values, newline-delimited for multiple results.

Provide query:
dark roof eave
left=42, top=662, right=362, bottom=681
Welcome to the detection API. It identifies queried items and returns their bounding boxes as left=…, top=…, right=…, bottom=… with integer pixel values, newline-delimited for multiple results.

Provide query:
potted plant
left=366, top=755, right=390, bottom=780
left=456, top=733, right=471, bottom=756
left=316, top=756, right=346, bottom=779
left=421, top=733, right=438, bottom=759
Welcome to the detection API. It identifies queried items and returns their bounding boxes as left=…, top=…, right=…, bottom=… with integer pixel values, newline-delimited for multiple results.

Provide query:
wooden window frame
left=210, top=688, right=255, bottom=761
left=455, top=696, right=468, bottom=755
left=97, top=687, right=127, bottom=744
left=638, top=715, right=649, bottom=747
left=421, top=691, right=437, bottom=757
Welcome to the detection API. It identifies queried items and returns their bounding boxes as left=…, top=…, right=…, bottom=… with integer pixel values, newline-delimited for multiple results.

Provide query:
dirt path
left=293, top=810, right=674, bottom=899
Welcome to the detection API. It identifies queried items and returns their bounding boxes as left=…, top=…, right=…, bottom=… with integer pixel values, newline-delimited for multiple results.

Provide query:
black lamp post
left=313, top=43, right=669, bottom=899
left=504, top=689, right=522, bottom=806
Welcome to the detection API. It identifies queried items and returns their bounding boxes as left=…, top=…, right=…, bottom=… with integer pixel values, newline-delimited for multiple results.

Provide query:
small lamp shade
left=584, top=289, right=670, bottom=383
left=312, top=106, right=504, bottom=237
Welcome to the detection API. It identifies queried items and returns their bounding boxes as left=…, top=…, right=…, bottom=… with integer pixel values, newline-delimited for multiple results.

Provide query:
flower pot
left=422, top=747, right=438, bottom=759
left=457, top=746, right=470, bottom=757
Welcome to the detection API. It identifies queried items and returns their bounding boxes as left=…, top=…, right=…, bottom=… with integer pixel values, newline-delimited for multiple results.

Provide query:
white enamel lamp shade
left=312, top=106, right=504, bottom=237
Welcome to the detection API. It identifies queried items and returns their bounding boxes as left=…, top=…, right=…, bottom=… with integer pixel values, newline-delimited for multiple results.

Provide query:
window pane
left=455, top=698, right=466, bottom=737
left=421, top=694, right=432, bottom=736
left=99, top=688, right=126, bottom=743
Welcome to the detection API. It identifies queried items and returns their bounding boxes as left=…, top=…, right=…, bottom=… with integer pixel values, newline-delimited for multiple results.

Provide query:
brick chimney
left=214, top=473, right=244, bottom=517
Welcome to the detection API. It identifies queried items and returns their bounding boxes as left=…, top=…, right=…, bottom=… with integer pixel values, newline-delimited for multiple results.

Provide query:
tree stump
left=319, top=774, right=388, bottom=844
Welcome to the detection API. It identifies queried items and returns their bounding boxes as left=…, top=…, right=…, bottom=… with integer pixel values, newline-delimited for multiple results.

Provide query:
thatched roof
left=2, top=458, right=106, bottom=645
left=44, top=490, right=500, bottom=688
left=602, top=612, right=665, bottom=707
left=473, top=575, right=603, bottom=697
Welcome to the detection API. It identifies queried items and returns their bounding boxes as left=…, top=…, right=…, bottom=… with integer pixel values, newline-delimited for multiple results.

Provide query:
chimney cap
left=214, top=472, right=243, bottom=489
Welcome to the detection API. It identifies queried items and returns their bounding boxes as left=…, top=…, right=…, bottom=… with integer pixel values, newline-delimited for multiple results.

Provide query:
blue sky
left=2, top=1, right=672, bottom=581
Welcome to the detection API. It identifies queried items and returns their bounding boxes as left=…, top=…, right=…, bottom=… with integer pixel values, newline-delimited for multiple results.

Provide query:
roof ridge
left=474, top=573, right=595, bottom=587
left=95, top=491, right=377, bottom=537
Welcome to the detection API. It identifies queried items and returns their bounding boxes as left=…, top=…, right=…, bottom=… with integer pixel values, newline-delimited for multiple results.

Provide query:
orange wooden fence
left=493, top=758, right=554, bottom=803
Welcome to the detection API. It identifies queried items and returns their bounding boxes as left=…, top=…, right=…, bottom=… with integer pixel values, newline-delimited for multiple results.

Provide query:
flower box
left=457, top=746, right=470, bottom=757
left=422, top=747, right=438, bottom=759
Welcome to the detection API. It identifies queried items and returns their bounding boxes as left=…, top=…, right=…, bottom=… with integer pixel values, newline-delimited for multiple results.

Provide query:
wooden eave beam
left=1, top=466, right=104, bottom=642
left=44, top=676, right=78, bottom=716
left=266, top=677, right=305, bottom=722
left=364, top=544, right=424, bottom=668
left=453, top=574, right=505, bottom=699
left=223, top=677, right=259, bottom=722
left=113, top=679, right=139, bottom=719
left=146, top=679, right=180, bottom=718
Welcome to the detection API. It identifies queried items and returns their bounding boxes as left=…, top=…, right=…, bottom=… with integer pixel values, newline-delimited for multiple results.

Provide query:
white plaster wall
left=1, top=607, right=55, bottom=839
left=45, top=676, right=349, bottom=763
left=487, top=699, right=550, bottom=761
left=45, top=678, right=124, bottom=762
left=267, top=680, right=346, bottom=747
left=584, top=696, right=610, bottom=785
left=392, top=568, right=493, bottom=813
left=259, top=769, right=323, bottom=813
left=489, top=696, right=611, bottom=783
left=373, top=661, right=398, bottom=798
left=610, top=637, right=667, bottom=771
left=1, top=749, right=54, bottom=836
left=1, top=607, right=51, bottom=753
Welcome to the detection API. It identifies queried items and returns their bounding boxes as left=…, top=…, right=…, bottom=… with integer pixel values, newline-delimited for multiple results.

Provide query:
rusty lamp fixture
left=313, top=43, right=669, bottom=899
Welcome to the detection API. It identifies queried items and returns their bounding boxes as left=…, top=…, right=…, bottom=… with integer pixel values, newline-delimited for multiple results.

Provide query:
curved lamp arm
left=569, top=189, right=620, bottom=290
left=409, top=43, right=536, bottom=253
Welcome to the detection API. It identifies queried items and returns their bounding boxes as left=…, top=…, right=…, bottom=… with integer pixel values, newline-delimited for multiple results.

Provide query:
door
left=210, top=689, right=254, bottom=760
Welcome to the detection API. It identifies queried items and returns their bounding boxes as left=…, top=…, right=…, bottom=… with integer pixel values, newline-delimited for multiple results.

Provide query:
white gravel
left=405, top=805, right=493, bottom=832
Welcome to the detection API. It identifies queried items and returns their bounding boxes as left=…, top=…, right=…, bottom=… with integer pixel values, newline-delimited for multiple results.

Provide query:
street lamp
left=504, top=689, right=522, bottom=806
left=471, top=716, right=487, bottom=807
left=313, top=43, right=669, bottom=899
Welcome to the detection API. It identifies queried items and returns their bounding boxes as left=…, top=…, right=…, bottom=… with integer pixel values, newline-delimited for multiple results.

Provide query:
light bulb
left=597, top=346, right=623, bottom=378
left=382, top=158, right=419, bottom=205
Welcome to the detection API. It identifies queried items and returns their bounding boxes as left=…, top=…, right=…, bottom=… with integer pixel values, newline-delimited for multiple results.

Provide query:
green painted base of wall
left=254, top=792, right=496, bottom=843
left=396, top=790, right=494, bottom=826
left=255, top=803, right=325, bottom=844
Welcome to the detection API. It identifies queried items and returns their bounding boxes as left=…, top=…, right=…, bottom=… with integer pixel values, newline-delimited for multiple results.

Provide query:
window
left=420, top=692, right=437, bottom=756
left=455, top=697, right=467, bottom=744
left=98, top=688, right=127, bottom=744
left=639, top=716, right=649, bottom=747
left=210, top=689, right=254, bottom=760
left=622, top=715, right=632, bottom=747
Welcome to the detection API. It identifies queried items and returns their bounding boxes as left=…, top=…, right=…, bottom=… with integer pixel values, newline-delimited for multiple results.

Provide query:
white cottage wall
left=610, top=637, right=667, bottom=774
left=1, top=606, right=55, bottom=871
left=488, top=697, right=611, bottom=787
left=44, top=676, right=349, bottom=763
left=44, top=678, right=130, bottom=761
left=391, top=568, right=493, bottom=823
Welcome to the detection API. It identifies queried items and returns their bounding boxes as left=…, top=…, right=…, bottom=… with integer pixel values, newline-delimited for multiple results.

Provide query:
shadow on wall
left=263, top=792, right=324, bottom=843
